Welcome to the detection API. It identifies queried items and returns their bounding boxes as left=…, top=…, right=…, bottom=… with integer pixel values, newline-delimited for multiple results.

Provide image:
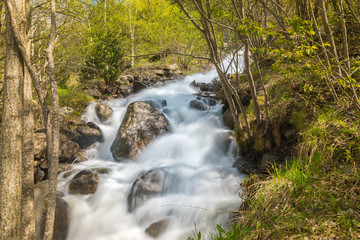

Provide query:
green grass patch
left=58, top=86, right=94, bottom=116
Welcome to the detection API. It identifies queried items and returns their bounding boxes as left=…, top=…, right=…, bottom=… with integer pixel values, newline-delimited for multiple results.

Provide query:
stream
left=57, top=64, right=245, bottom=240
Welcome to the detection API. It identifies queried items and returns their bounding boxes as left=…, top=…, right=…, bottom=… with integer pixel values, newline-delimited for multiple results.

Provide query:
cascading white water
left=57, top=64, right=246, bottom=240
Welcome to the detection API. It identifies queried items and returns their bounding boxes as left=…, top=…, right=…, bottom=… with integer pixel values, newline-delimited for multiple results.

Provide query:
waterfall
left=58, top=65, right=245, bottom=240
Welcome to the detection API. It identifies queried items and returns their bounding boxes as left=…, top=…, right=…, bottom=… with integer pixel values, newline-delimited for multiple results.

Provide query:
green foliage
left=58, top=86, right=93, bottom=115
left=81, top=29, right=126, bottom=84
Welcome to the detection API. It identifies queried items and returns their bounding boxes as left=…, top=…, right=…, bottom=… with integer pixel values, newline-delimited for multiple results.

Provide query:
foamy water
left=57, top=64, right=245, bottom=240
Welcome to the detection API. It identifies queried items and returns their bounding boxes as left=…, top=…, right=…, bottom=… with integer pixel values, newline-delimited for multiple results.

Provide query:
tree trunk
left=21, top=0, right=35, bottom=239
left=0, top=0, right=26, bottom=238
left=43, top=0, right=60, bottom=239
left=244, top=37, right=261, bottom=123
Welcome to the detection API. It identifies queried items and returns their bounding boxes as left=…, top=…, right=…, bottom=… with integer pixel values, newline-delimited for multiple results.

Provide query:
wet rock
left=34, top=181, right=69, bottom=240
left=189, top=99, right=209, bottom=111
left=71, top=150, right=88, bottom=163
left=75, top=122, right=104, bottom=149
left=133, top=80, right=149, bottom=93
left=95, top=103, right=113, bottom=122
left=60, top=140, right=80, bottom=160
left=34, top=133, right=47, bottom=159
left=110, top=101, right=169, bottom=161
left=69, top=170, right=100, bottom=195
left=92, top=168, right=110, bottom=174
left=222, top=108, right=234, bottom=130
left=58, top=163, right=73, bottom=173
left=119, top=85, right=133, bottom=97
left=128, top=169, right=167, bottom=212
left=202, top=97, right=217, bottom=106
left=144, top=99, right=167, bottom=109
left=190, top=80, right=221, bottom=92
left=145, top=218, right=170, bottom=238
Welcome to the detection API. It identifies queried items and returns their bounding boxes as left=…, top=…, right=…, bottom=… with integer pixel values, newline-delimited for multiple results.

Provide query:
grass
left=190, top=61, right=360, bottom=239
left=58, top=86, right=94, bottom=117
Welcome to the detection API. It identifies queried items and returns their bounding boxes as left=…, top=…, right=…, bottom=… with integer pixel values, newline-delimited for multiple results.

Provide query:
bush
left=81, top=29, right=127, bottom=85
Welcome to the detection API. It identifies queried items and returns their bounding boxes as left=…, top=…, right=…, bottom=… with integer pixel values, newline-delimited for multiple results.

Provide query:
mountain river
left=57, top=63, right=246, bottom=240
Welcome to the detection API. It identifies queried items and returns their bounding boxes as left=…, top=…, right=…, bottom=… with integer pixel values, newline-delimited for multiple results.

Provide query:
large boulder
left=110, top=101, right=169, bottom=161
left=34, top=181, right=69, bottom=240
left=74, top=122, right=104, bottom=149
left=69, top=170, right=100, bottom=195
left=95, top=103, right=113, bottom=122
left=127, top=169, right=166, bottom=212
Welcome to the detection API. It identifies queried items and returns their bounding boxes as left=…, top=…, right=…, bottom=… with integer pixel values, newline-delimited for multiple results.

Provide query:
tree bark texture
left=0, top=0, right=26, bottom=238
left=43, top=0, right=60, bottom=238
left=20, top=0, right=35, bottom=238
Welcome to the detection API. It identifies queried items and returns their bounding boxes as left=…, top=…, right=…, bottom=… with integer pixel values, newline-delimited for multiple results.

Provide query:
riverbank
left=203, top=60, right=360, bottom=239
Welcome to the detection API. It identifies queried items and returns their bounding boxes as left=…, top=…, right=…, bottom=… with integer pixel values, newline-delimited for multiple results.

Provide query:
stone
left=189, top=99, right=209, bottom=111
left=110, top=101, right=169, bottom=161
left=145, top=218, right=171, bottom=238
left=59, top=107, right=74, bottom=118
left=75, top=122, right=104, bottom=149
left=144, top=99, right=167, bottom=109
left=34, top=181, right=69, bottom=240
left=95, top=103, right=113, bottom=122
left=84, top=88, right=102, bottom=98
left=117, top=75, right=134, bottom=84
left=222, top=108, right=234, bottom=130
left=119, top=85, right=133, bottom=97
left=127, top=169, right=166, bottom=212
left=133, top=80, right=149, bottom=93
left=92, top=168, right=110, bottom=174
left=154, top=69, right=165, bottom=77
left=34, top=133, right=47, bottom=159
left=190, top=80, right=221, bottom=92
left=34, top=167, right=45, bottom=184
left=165, top=64, right=179, bottom=71
left=60, top=140, right=80, bottom=160
left=202, top=97, right=217, bottom=106
left=71, top=150, right=88, bottom=163
left=68, top=170, right=100, bottom=195
left=60, top=122, right=81, bottom=140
